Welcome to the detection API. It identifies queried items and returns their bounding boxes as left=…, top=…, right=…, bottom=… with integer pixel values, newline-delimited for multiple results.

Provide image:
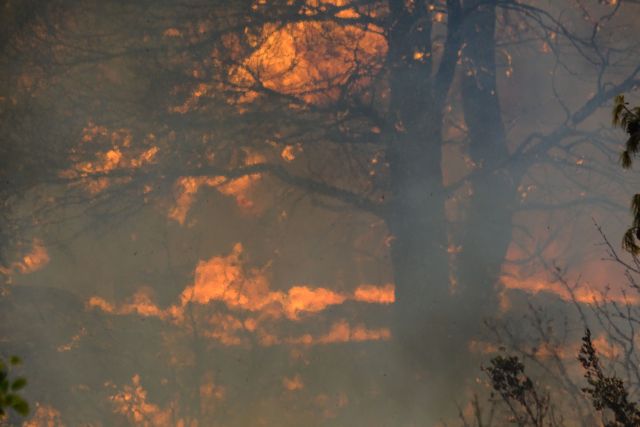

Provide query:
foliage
left=484, top=355, right=552, bottom=427
left=578, top=329, right=640, bottom=427
left=613, top=95, right=640, bottom=255
left=0, top=355, right=29, bottom=419
left=476, top=329, right=640, bottom=427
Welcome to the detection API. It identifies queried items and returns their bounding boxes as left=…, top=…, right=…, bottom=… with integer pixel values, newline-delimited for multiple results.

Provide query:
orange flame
left=229, top=2, right=385, bottom=105
left=0, top=238, right=50, bottom=280
left=88, top=243, right=394, bottom=347
left=110, top=375, right=175, bottom=426
left=62, top=123, right=159, bottom=194
left=287, top=320, right=391, bottom=346
left=23, top=404, right=66, bottom=427
left=169, top=153, right=265, bottom=224
left=283, top=374, right=304, bottom=391
left=110, top=373, right=224, bottom=426
left=353, top=284, right=394, bottom=304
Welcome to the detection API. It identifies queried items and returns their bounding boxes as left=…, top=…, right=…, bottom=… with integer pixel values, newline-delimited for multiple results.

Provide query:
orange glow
left=63, top=123, right=159, bottom=194
left=0, top=238, right=50, bottom=280
left=110, top=372, right=224, bottom=426
left=168, top=176, right=225, bottom=224
left=57, top=327, right=87, bottom=352
left=229, top=2, right=386, bottom=105
left=282, top=374, right=304, bottom=391
left=280, top=145, right=300, bottom=162
left=16, top=239, right=49, bottom=274
left=88, top=243, right=394, bottom=347
left=499, top=272, right=639, bottom=305
left=180, top=243, right=348, bottom=320
left=169, top=153, right=265, bottom=224
left=88, top=288, right=168, bottom=319
left=205, top=313, right=246, bottom=345
left=353, top=284, right=395, bottom=304
left=23, top=404, right=65, bottom=427
left=500, top=238, right=638, bottom=305
left=285, top=286, right=346, bottom=319
left=163, top=28, right=182, bottom=37
left=110, top=375, right=174, bottom=426
left=592, top=334, right=621, bottom=360
left=288, top=320, right=391, bottom=345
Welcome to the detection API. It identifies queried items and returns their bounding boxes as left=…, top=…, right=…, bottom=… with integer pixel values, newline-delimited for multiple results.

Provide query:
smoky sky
left=2, top=0, right=640, bottom=426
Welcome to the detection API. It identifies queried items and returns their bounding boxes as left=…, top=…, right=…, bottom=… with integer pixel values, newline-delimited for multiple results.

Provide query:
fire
left=280, top=145, right=299, bottom=162
left=499, top=269, right=639, bottom=305
left=57, top=327, right=87, bottom=352
left=88, top=243, right=394, bottom=347
left=319, top=320, right=390, bottom=343
left=0, top=238, right=50, bottom=280
left=205, top=313, right=246, bottom=345
left=109, top=371, right=225, bottom=426
left=500, top=237, right=638, bottom=305
left=229, top=1, right=385, bottom=105
left=282, top=374, right=304, bottom=391
left=353, top=284, right=394, bottom=304
left=16, top=239, right=49, bottom=274
left=169, top=153, right=265, bottom=224
left=180, top=243, right=350, bottom=320
left=168, top=176, right=226, bottom=224
left=110, top=375, right=175, bottom=426
left=287, top=320, right=391, bottom=345
left=285, top=286, right=347, bottom=319
left=88, top=288, right=168, bottom=319
left=23, top=404, right=65, bottom=427
left=62, top=122, right=159, bottom=194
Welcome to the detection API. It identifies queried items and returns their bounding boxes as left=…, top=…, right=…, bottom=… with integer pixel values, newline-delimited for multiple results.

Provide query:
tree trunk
left=382, top=2, right=470, bottom=417
left=457, top=0, right=517, bottom=327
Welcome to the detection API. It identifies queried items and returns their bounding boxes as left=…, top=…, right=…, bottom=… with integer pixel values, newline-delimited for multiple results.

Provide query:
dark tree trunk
left=457, top=0, right=518, bottom=326
left=381, top=2, right=470, bottom=416
left=381, top=1, right=523, bottom=416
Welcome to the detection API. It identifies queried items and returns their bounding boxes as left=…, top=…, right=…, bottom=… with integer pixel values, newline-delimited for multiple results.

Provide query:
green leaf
left=11, top=377, right=26, bottom=391
left=9, top=356, right=21, bottom=366
left=4, top=393, right=15, bottom=406
left=11, top=398, right=29, bottom=416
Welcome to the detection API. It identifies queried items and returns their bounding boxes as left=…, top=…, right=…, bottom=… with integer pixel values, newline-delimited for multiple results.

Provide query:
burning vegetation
left=1, top=0, right=640, bottom=425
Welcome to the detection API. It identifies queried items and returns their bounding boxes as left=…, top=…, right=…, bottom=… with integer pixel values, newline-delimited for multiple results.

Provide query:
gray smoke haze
left=1, top=0, right=640, bottom=425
